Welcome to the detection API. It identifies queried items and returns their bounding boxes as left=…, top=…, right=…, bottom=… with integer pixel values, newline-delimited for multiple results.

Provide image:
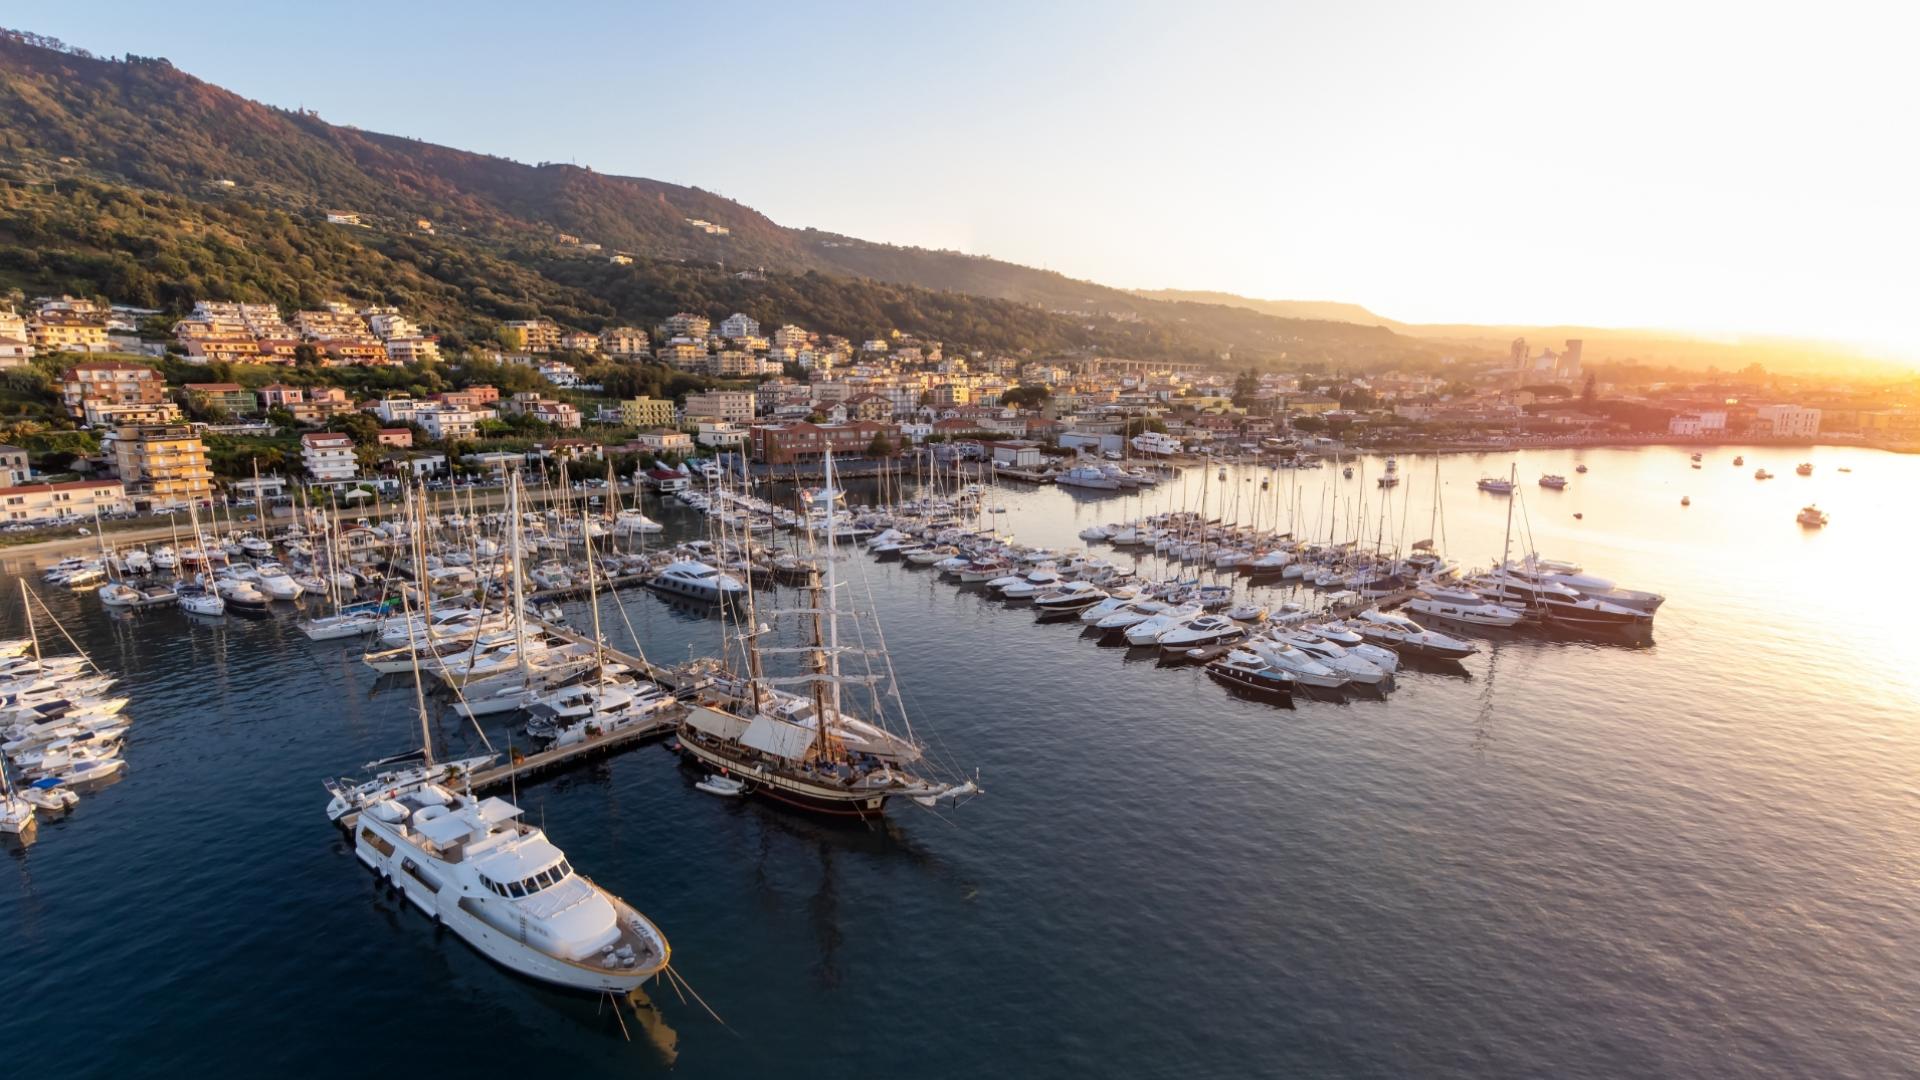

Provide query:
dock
left=464, top=709, right=678, bottom=794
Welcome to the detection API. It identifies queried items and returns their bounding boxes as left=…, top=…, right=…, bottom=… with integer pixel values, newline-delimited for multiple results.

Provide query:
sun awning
left=740, top=714, right=817, bottom=761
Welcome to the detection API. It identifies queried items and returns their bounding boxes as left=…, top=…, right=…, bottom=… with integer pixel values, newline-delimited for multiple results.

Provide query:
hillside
left=1132, top=289, right=1399, bottom=329
left=0, top=28, right=1442, bottom=370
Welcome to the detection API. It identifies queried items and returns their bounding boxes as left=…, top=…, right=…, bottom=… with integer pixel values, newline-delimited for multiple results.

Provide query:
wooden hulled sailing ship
left=675, top=451, right=979, bottom=818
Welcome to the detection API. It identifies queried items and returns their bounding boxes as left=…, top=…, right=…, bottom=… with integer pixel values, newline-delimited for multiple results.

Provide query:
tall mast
left=508, top=474, right=530, bottom=681
left=405, top=487, right=435, bottom=767
left=1499, top=461, right=1517, bottom=572
left=19, top=579, right=39, bottom=666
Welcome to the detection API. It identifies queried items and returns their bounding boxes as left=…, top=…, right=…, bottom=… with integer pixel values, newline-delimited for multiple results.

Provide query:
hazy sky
left=15, top=1, right=1920, bottom=354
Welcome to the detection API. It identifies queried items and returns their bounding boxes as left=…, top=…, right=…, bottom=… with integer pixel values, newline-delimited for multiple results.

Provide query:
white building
left=1668, top=410, right=1728, bottom=436
left=418, top=405, right=479, bottom=442
left=0, top=479, right=130, bottom=523
left=300, top=432, right=359, bottom=482
left=694, top=422, right=749, bottom=449
left=718, top=313, right=760, bottom=340
left=538, top=361, right=581, bottom=388
left=1754, top=404, right=1821, bottom=437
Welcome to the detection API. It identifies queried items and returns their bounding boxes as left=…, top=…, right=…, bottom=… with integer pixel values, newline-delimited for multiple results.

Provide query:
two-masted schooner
left=675, top=450, right=980, bottom=818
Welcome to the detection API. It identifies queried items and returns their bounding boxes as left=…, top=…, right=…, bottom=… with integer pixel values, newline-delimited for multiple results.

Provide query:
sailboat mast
left=508, top=474, right=530, bottom=681
left=1500, top=462, right=1517, bottom=571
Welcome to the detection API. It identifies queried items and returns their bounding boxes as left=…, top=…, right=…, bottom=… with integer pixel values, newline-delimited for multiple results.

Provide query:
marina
left=2, top=443, right=1917, bottom=1079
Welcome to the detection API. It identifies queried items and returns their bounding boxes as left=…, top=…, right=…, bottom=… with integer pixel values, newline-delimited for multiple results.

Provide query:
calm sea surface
left=2, top=445, right=1917, bottom=1079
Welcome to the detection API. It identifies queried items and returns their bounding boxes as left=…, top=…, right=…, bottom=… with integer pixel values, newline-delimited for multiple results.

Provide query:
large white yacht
left=349, top=783, right=670, bottom=992
left=1130, top=431, right=1183, bottom=457
left=648, top=560, right=745, bottom=603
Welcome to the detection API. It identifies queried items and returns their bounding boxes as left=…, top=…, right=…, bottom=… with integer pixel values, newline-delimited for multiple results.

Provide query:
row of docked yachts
left=1077, top=511, right=1664, bottom=634
left=858, top=525, right=1480, bottom=707
left=0, top=635, right=132, bottom=836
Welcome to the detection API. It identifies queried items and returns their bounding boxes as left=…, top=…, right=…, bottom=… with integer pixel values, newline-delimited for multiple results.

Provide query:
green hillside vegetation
left=0, top=29, right=1448, bottom=370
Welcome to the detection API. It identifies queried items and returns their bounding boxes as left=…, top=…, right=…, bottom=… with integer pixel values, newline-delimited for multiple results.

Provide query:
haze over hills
left=0, top=29, right=1439, bottom=371
left=1134, top=289, right=1914, bottom=380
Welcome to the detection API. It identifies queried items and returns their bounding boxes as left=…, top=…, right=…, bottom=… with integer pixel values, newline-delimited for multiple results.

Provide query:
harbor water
left=3, top=444, right=1917, bottom=1078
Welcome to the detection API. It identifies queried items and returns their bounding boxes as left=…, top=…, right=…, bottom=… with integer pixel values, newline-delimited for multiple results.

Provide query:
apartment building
left=0, top=479, right=130, bottom=523
left=0, top=444, right=28, bottom=485
left=1754, top=404, right=1822, bottom=437
left=599, top=326, right=651, bottom=357
left=718, top=313, right=760, bottom=340
left=182, top=382, right=257, bottom=416
left=112, top=425, right=214, bottom=508
left=656, top=342, right=708, bottom=369
left=503, top=393, right=582, bottom=430
left=416, top=405, right=480, bottom=442
left=662, top=313, right=711, bottom=339
left=61, top=361, right=170, bottom=420
left=710, top=349, right=758, bottom=377
left=300, top=432, right=359, bottom=482
left=29, top=311, right=111, bottom=353
left=559, top=331, right=600, bottom=354
left=84, top=400, right=184, bottom=427
left=750, top=421, right=901, bottom=465
left=383, top=337, right=441, bottom=364
left=293, top=308, right=376, bottom=343
left=683, top=391, right=755, bottom=424
left=619, top=397, right=676, bottom=428
left=501, top=319, right=563, bottom=352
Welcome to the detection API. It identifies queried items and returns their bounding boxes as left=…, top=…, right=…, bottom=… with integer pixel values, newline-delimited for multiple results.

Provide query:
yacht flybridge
left=675, top=449, right=980, bottom=818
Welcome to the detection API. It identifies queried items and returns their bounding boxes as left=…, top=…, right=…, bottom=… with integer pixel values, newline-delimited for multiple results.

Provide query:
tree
left=1581, top=373, right=1597, bottom=405
left=866, top=432, right=892, bottom=458
left=1001, top=384, right=1051, bottom=410
left=1232, top=367, right=1261, bottom=407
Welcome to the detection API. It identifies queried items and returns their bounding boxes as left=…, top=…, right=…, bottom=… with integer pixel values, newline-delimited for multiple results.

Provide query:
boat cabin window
left=508, top=881, right=526, bottom=898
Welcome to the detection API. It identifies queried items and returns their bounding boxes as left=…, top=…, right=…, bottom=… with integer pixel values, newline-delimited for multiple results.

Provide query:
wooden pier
left=464, top=710, right=678, bottom=794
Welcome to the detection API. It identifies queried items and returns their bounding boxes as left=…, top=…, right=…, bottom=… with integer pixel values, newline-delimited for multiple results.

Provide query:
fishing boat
left=1755, top=468, right=1773, bottom=480
left=1795, top=463, right=1813, bottom=476
left=1476, top=476, right=1515, bottom=494
left=1733, top=455, right=1745, bottom=466
left=1538, top=474, right=1568, bottom=489
left=1575, top=464, right=1588, bottom=473
left=1796, top=504, right=1828, bottom=527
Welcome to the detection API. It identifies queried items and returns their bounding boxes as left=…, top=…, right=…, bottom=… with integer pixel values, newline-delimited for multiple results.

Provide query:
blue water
left=3, top=445, right=1917, bottom=1078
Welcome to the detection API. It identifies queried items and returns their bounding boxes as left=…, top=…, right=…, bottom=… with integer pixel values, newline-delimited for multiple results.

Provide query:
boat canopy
left=741, top=714, right=817, bottom=761
left=684, top=705, right=750, bottom=743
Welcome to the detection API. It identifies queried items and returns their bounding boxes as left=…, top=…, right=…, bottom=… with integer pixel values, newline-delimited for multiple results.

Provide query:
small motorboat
left=1538, top=474, right=1568, bottom=489
left=1226, top=603, right=1269, bottom=623
left=1575, top=464, right=1588, bottom=473
left=1476, top=477, right=1515, bottom=494
left=1795, top=463, right=1813, bottom=476
left=1733, top=455, right=1745, bottom=466
left=695, top=774, right=747, bottom=797
left=1681, top=496, right=1691, bottom=506
left=1796, top=505, right=1828, bottom=528
left=1838, top=466, right=1852, bottom=473
left=1754, top=468, right=1773, bottom=480
left=21, top=776, right=78, bottom=812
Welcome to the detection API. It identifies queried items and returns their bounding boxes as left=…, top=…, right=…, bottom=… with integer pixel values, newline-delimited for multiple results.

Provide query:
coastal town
left=0, top=290, right=1913, bottom=531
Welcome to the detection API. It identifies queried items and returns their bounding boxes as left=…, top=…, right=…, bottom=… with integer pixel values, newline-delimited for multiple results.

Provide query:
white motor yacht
left=1350, top=609, right=1478, bottom=659
left=999, top=569, right=1061, bottom=600
left=348, top=784, right=670, bottom=992
left=1273, top=631, right=1392, bottom=686
left=1247, top=639, right=1352, bottom=690
left=648, top=560, right=745, bottom=603
left=1408, top=586, right=1524, bottom=628
left=1157, top=614, right=1246, bottom=653
left=1124, top=606, right=1202, bottom=647
left=1032, top=581, right=1109, bottom=613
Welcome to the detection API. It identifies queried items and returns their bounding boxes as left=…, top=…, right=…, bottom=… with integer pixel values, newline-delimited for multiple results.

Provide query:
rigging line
left=665, top=965, right=732, bottom=1030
